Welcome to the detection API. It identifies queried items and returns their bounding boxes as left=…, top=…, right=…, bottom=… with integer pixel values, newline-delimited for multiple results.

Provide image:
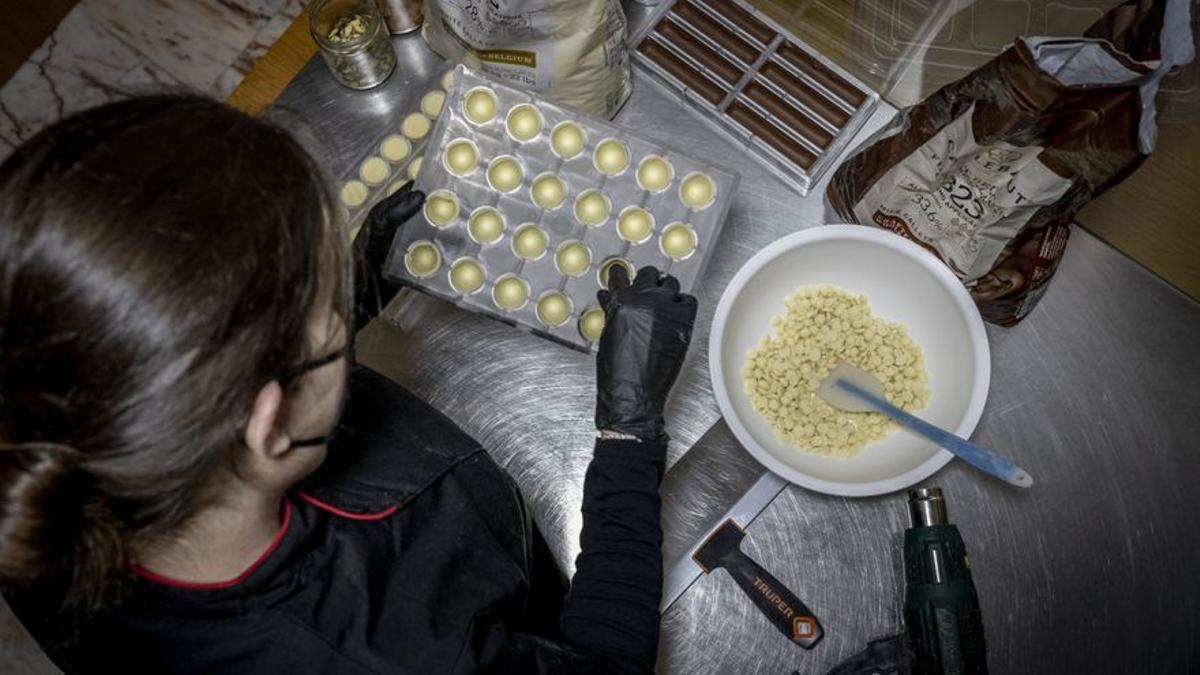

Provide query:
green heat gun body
left=903, top=487, right=988, bottom=674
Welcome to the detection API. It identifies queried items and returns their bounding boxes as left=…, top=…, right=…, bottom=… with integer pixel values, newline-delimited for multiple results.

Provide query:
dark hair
left=0, top=95, right=349, bottom=614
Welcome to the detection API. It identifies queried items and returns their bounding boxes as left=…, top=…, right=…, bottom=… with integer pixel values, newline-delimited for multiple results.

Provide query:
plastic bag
left=827, top=0, right=1194, bottom=325
left=422, top=0, right=632, bottom=119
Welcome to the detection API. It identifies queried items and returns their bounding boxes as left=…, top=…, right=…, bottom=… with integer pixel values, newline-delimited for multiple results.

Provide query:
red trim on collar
left=296, top=490, right=399, bottom=521
left=130, top=499, right=294, bottom=590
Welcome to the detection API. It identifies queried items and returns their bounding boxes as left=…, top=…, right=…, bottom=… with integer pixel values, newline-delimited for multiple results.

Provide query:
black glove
left=353, top=183, right=424, bottom=331
left=595, top=265, right=698, bottom=443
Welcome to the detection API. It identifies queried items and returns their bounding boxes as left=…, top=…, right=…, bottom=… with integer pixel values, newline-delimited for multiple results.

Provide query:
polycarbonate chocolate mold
left=383, top=66, right=739, bottom=352
left=337, top=66, right=456, bottom=233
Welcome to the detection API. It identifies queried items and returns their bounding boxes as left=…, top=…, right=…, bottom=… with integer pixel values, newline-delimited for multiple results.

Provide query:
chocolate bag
left=827, top=0, right=1194, bottom=325
left=422, top=0, right=632, bottom=119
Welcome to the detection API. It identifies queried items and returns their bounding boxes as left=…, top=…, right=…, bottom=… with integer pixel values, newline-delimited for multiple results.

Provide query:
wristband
left=596, top=429, right=641, bottom=442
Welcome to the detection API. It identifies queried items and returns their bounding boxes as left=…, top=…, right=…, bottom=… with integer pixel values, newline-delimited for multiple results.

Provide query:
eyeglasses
left=278, top=343, right=353, bottom=386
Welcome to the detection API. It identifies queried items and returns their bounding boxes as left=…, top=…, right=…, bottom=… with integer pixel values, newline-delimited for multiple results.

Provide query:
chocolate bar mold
left=632, top=0, right=878, bottom=195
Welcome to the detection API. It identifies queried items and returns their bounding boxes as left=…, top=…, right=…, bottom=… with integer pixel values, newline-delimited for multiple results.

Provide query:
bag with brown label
left=422, top=0, right=632, bottom=119
left=826, top=0, right=1194, bottom=325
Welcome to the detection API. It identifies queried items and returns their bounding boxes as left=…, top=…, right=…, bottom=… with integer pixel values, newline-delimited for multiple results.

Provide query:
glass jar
left=310, top=0, right=397, bottom=90
left=376, top=0, right=424, bottom=34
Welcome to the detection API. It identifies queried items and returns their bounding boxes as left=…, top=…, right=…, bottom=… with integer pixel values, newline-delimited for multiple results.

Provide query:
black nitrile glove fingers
left=595, top=266, right=698, bottom=442
left=596, top=297, right=696, bottom=441
left=632, top=265, right=660, bottom=289
left=378, top=182, right=424, bottom=226
left=360, top=182, right=425, bottom=271
left=609, top=263, right=632, bottom=290
left=353, top=184, right=425, bottom=331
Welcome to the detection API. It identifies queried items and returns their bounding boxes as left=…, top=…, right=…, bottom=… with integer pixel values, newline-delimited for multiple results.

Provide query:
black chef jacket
left=17, top=366, right=666, bottom=674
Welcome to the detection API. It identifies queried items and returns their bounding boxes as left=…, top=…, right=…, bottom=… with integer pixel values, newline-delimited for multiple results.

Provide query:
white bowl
left=709, top=225, right=990, bottom=497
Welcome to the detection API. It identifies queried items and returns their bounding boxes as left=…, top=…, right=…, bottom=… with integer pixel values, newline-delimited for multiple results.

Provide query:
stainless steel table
left=271, top=8, right=1200, bottom=672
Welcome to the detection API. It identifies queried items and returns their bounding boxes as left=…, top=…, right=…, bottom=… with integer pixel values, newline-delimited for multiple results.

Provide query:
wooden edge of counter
left=227, top=6, right=316, bottom=116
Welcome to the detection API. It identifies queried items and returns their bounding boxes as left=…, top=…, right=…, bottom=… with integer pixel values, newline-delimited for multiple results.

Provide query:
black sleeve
left=311, top=367, right=668, bottom=674
left=558, top=438, right=667, bottom=673
left=456, top=438, right=667, bottom=675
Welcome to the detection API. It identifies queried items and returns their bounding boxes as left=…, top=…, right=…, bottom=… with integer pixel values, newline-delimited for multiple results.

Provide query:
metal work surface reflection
left=271, top=5, right=1200, bottom=671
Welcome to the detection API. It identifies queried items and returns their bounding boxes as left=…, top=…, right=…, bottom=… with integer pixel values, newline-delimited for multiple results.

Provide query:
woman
left=0, top=95, right=697, bottom=673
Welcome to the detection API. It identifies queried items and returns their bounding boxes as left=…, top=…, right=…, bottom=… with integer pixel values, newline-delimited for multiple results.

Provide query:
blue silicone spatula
left=817, top=363, right=1033, bottom=489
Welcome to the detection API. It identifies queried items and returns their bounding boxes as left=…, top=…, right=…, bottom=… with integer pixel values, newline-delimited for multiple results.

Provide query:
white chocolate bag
left=422, top=0, right=632, bottom=119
